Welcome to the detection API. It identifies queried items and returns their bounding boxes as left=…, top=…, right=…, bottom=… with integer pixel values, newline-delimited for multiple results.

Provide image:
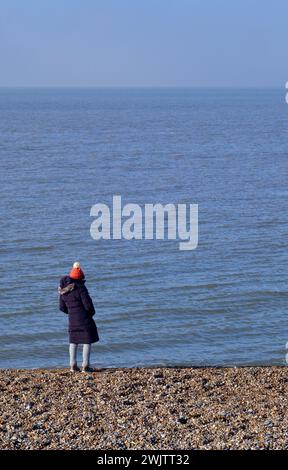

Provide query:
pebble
left=178, top=416, right=188, bottom=424
left=0, top=366, right=287, bottom=449
left=25, top=402, right=34, bottom=410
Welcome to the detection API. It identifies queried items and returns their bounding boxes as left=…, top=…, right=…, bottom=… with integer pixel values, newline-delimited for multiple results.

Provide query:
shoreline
left=1, top=363, right=285, bottom=371
left=0, top=366, right=287, bottom=450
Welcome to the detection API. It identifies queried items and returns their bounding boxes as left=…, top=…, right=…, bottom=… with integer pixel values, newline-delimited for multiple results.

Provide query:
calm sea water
left=0, top=88, right=287, bottom=369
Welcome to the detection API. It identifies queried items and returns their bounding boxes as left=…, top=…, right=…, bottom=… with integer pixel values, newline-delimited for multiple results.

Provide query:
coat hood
left=58, top=275, right=85, bottom=295
left=58, top=283, right=75, bottom=295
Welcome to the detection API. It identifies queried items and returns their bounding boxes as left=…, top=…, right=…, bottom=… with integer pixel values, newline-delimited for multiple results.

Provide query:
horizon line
left=0, top=85, right=283, bottom=90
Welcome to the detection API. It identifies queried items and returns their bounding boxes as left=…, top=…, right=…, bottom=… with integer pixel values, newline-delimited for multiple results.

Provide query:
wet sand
left=0, top=367, right=287, bottom=450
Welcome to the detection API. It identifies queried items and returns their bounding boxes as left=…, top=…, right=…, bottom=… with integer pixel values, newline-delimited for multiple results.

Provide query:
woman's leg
left=82, top=344, right=91, bottom=368
left=69, top=343, right=78, bottom=368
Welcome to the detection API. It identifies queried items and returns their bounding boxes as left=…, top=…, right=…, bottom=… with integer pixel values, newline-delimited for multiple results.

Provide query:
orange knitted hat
left=69, top=262, right=85, bottom=280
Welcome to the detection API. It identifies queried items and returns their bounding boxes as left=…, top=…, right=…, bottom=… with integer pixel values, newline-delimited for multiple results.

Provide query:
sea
left=0, top=87, right=287, bottom=369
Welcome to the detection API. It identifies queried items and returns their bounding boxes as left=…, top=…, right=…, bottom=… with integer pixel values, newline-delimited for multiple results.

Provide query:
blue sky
left=0, top=0, right=287, bottom=87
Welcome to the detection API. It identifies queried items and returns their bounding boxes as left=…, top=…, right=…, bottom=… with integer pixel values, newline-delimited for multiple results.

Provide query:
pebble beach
left=0, top=367, right=287, bottom=450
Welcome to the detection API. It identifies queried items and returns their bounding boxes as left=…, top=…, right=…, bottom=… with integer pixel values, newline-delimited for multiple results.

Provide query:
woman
left=58, top=262, right=99, bottom=372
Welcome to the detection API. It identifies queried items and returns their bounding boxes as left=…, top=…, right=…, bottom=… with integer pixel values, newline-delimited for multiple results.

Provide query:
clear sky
left=0, top=0, right=287, bottom=87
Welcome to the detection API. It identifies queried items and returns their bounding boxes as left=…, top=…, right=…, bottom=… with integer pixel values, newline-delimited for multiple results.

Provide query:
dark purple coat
left=59, top=276, right=99, bottom=344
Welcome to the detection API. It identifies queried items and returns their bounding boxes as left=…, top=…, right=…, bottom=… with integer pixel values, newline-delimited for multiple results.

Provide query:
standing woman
left=58, top=262, right=99, bottom=372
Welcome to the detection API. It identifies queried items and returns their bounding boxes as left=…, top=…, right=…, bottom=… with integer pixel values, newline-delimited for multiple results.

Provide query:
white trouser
left=69, top=343, right=91, bottom=368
